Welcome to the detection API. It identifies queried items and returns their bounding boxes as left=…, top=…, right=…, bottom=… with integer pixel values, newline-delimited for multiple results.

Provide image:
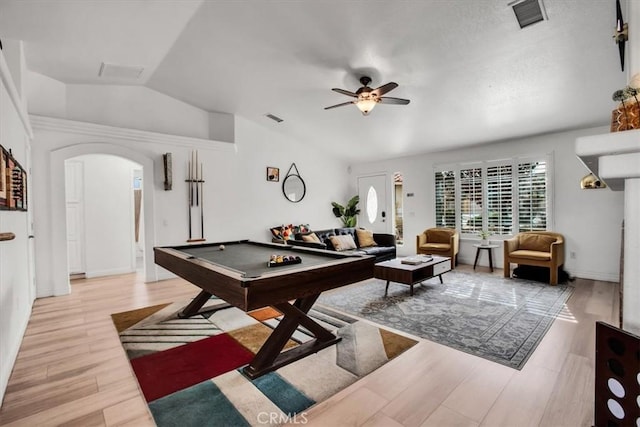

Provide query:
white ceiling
left=0, top=0, right=628, bottom=162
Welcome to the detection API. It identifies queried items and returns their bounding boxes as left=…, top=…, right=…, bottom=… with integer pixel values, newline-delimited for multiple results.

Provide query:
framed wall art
left=0, top=147, right=7, bottom=208
left=0, top=144, right=27, bottom=211
left=266, top=166, right=279, bottom=182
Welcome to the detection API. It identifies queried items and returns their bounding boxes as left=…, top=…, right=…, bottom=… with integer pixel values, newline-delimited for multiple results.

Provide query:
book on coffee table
left=401, top=255, right=433, bottom=265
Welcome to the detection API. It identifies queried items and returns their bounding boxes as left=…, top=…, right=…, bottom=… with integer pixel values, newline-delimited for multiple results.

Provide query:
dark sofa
left=283, top=227, right=396, bottom=262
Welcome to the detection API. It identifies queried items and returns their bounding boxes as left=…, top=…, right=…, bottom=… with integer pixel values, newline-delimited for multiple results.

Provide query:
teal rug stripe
left=249, top=371, right=315, bottom=415
left=149, top=380, right=249, bottom=427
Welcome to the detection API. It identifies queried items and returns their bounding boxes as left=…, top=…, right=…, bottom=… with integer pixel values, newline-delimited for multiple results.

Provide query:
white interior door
left=65, top=160, right=85, bottom=275
left=357, top=174, right=389, bottom=233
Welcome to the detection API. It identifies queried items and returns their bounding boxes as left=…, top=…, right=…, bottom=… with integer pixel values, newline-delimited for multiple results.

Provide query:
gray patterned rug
left=317, top=270, right=574, bottom=370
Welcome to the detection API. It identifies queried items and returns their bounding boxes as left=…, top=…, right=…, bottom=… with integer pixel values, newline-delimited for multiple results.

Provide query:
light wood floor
left=0, top=265, right=619, bottom=426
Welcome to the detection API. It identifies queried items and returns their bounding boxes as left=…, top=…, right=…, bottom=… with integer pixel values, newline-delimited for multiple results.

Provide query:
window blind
left=487, top=165, right=513, bottom=235
left=460, top=168, right=482, bottom=234
left=435, top=170, right=456, bottom=228
left=518, top=161, right=547, bottom=231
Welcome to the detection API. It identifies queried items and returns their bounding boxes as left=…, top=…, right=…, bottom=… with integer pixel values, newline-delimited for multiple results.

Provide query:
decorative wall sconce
left=163, top=153, right=172, bottom=190
left=580, top=173, right=607, bottom=189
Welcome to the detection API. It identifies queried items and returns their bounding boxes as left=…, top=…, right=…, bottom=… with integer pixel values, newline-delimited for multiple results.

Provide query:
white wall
left=350, top=127, right=625, bottom=281
left=0, top=42, right=34, bottom=405
left=25, top=70, right=350, bottom=296
left=68, top=154, right=140, bottom=278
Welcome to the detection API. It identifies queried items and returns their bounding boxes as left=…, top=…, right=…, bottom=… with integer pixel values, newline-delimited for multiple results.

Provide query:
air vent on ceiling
left=264, top=113, right=284, bottom=123
left=98, top=62, right=144, bottom=80
left=511, top=0, right=547, bottom=29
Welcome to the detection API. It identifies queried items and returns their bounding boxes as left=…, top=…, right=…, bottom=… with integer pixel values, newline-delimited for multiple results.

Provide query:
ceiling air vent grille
left=98, top=62, right=144, bottom=80
left=265, top=114, right=284, bottom=123
left=511, top=0, right=547, bottom=28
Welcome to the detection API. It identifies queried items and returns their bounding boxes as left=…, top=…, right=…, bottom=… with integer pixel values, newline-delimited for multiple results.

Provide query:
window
left=435, top=171, right=455, bottom=228
left=518, top=161, right=547, bottom=231
left=434, top=158, right=549, bottom=237
left=460, top=168, right=482, bottom=234
left=487, top=165, right=513, bottom=235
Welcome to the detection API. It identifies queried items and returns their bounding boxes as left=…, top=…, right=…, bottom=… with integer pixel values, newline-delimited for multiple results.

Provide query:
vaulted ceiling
left=0, top=0, right=628, bottom=162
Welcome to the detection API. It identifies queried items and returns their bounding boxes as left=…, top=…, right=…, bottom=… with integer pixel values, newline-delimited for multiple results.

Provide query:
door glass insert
left=366, top=186, right=378, bottom=224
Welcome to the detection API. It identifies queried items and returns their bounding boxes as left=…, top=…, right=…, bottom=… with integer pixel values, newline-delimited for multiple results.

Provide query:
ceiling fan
left=324, top=76, right=410, bottom=116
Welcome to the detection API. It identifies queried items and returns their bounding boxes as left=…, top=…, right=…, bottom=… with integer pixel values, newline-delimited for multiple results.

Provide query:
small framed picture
left=0, top=147, right=6, bottom=208
left=266, top=167, right=279, bottom=182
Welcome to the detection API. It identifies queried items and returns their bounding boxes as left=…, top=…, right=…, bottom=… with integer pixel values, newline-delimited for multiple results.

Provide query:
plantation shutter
left=434, top=170, right=455, bottom=228
left=518, top=161, right=547, bottom=231
left=487, top=165, right=513, bottom=235
left=460, top=168, right=482, bottom=234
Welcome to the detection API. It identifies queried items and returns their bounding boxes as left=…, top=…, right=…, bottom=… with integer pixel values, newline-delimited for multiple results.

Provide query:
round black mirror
left=282, top=163, right=306, bottom=203
left=283, top=174, right=306, bottom=202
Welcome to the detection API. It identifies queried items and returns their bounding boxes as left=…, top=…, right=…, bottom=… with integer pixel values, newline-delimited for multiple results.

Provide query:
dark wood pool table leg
left=242, top=294, right=341, bottom=379
left=178, top=290, right=231, bottom=318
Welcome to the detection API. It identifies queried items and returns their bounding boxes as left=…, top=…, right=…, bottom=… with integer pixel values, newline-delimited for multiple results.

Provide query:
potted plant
left=478, top=230, right=492, bottom=246
left=331, top=195, right=360, bottom=227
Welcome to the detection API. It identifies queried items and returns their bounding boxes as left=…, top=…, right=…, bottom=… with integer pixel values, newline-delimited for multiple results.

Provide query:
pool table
left=154, top=240, right=374, bottom=378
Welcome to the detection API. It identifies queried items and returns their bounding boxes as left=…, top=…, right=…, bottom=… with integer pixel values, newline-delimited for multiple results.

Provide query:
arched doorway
left=65, top=154, right=143, bottom=279
left=47, top=143, right=157, bottom=295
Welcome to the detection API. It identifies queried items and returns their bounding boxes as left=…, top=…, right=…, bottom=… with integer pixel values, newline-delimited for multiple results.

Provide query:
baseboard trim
left=86, top=267, right=135, bottom=278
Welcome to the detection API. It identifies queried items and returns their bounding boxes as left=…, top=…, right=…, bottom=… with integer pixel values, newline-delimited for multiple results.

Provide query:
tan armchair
left=416, top=228, right=459, bottom=269
left=504, top=231, right=565, bottom=285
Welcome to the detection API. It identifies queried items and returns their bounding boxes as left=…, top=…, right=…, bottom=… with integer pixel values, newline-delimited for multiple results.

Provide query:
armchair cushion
left=509, top=250, right=552, bottom=261
left=518, top=234, right=556, bottom=252
left=426, top=228, right=454, bottom=243
left=419, top=243, right=450, bottom=251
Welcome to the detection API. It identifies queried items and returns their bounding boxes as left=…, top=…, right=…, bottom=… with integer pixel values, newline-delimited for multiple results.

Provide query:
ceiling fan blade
left=379, top=97, right=410, bottom=105
left=371, top=82, right=398, bottom=97
left=616, top=0, right=624, bottom=30
left=324, top=100, right=356, bottom=110
left=331, top=88, right=358, bottom=98
left=618, top=39, right=626, bottom=71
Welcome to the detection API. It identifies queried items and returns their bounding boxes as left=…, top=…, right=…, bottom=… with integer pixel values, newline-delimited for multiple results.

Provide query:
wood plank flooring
left=0, top=265, right=619, bottom=426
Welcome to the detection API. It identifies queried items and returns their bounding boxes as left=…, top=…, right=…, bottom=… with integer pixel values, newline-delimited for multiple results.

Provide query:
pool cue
left=187, top=159, right=192, bottom=240
left=199, top=163, right=204, bottom=239
left=190, top=151, right=195, bottom=206
left=195, top=150, right=199, bottom=207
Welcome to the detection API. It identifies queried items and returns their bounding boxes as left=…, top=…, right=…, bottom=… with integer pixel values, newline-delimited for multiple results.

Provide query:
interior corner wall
left=209, top=111, right=235, bottom=143
left=64, top=85, right=211, bottom=140
left=0, top=42, right=34, bottom=406
left=350, top=126, right=624, bottom=281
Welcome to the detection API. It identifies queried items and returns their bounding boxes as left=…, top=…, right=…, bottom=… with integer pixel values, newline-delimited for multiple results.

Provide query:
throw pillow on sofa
left=329, top=234, right=357, bottom=251
left=301, top=232, right=321, bottom=243
left=270, top=225, right=285, bottom=240
left=356, top=228, right=377, bottom=248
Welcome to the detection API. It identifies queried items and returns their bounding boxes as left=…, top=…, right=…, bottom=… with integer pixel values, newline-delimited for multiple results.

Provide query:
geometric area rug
left=111, top=298, right=417, bottom=427
left=318, top=270, right=574, bottom=370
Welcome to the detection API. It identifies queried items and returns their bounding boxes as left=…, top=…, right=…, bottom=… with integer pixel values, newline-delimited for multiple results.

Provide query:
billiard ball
left=219, top=245, right=225, bottom=251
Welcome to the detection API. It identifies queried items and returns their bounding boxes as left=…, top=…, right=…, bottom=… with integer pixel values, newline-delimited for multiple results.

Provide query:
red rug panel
left=130, top=333, right=254, bottom=402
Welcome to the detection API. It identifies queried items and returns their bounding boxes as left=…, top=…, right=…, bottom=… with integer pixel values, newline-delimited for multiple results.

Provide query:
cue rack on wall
left=0, top=144, right=27, bottom=211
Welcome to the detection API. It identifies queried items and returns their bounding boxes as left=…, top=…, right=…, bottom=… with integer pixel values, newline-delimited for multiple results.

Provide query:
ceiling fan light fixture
left=356, top=98, right=378, bottom=115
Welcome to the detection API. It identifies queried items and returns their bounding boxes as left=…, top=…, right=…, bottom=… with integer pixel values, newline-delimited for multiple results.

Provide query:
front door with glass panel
left=357, top=174, right=388, bottom=234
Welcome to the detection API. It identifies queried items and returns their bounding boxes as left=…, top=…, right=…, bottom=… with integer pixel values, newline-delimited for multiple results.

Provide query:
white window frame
left=433, top=153, right=553, bottom=239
